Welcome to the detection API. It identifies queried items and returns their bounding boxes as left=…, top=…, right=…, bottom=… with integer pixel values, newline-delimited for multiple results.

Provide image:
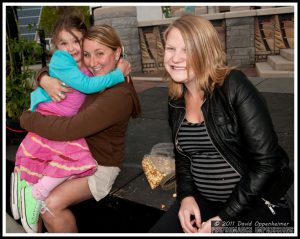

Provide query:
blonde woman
left=149, top=14, right=293, bottom=233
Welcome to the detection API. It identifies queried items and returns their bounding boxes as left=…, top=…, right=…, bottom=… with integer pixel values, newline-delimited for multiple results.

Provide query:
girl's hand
left=117, top=59, right=131, bottom=77
left=178, top=196, right=201, bottom=233
left=40, top=74, right=72, bottom=102
left=197, top=216, right=222, bottom=233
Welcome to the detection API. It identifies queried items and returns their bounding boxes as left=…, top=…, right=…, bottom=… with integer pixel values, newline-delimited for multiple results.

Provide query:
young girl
left=10, top=14, right=130, bottom=233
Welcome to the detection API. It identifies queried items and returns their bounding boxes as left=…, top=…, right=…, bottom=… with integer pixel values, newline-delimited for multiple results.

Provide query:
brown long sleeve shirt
left=20, top=81, right=141, bottom=169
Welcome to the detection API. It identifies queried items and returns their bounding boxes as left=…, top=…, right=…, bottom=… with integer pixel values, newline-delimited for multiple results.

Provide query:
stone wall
left=93, top=7, right=142, bottom=73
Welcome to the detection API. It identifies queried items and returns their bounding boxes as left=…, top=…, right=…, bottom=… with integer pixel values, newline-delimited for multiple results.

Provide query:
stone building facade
left=92, top=6, right=294, bottom=74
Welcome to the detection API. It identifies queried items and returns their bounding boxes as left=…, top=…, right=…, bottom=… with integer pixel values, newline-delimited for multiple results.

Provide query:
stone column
left=226, top=17, right=255, bottom=67
left=93, top=6, right=142, bottom=73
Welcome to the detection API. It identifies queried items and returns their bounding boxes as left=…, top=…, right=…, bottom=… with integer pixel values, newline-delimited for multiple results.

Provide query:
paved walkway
left=4, top=68, right=295, bottom=234
left=132, top=76, right=294, bottom=94
left=131, top=66, right=294, bottom=94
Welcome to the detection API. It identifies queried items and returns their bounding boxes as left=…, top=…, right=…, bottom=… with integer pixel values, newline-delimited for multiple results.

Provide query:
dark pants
left=149, top=193, right=292, bottom=233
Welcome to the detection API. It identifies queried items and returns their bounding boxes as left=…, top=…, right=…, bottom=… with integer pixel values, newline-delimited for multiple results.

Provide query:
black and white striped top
left=177, top=118, right=241, bottom=203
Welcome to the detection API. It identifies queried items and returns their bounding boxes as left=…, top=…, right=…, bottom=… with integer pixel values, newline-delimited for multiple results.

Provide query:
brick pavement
left=132, top=66, right=258, bottom=93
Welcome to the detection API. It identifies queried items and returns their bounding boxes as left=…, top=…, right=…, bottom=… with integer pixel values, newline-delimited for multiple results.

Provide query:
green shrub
left=6, top=17, right=42, bottom=120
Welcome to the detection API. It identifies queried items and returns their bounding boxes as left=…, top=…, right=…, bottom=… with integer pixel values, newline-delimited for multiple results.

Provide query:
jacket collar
left=169, top=96, right=185, bottom=108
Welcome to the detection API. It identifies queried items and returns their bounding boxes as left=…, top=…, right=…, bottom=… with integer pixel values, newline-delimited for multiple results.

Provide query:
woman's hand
left=117, top=59, right=131, bottom=78
left=197, top=215, right=222, bottom=233
left=178, top=196, right=201, bottom=233
left=40, top=73, right=72, bottom=102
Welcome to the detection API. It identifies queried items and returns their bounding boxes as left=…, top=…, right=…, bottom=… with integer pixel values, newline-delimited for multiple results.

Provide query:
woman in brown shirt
left=20, top=25, right=141, bottom=232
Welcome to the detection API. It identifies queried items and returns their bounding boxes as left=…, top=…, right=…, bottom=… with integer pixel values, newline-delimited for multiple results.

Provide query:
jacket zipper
left=201, top=100, right=241, bottom=177
left=204, top=120, right=241, bottom=177
left=169, top=102, right=192, bottom=161
left=175, top=118, right=191, bottom=160
left=261, top=198, right=279, bottom=215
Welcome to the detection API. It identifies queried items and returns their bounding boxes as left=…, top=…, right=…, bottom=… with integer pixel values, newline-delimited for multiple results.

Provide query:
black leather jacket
left=168, top=70, right=292, bottom=220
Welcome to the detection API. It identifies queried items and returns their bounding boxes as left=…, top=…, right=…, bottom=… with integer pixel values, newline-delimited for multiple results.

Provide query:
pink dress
left=14, top=69, right=97, bottom=184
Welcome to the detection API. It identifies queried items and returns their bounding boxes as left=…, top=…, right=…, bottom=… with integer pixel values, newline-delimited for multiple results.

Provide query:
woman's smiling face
left=83, top=39, right=119, bottom=76
left=164, top=27, right=195, bottom=84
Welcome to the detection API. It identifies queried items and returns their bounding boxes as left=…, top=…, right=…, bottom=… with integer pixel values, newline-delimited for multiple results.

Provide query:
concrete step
left=280, top=48, right=294, bottom=61
left=132, top=75, right=164, bottom=82
left=268, top=55, right=294, bottom=71
left=256, top=62, right=294, bottom=78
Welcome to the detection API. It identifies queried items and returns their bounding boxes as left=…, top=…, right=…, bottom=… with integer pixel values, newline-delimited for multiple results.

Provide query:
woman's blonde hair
left=84, top=25, right=122, bottom=53
left=164, top=14, right=234, bottom=99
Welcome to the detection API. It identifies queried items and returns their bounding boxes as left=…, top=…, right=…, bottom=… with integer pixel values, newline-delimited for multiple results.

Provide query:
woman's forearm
left=35, top=66, right=49, bottom=87
left=20, top=111, right=84, bottom=141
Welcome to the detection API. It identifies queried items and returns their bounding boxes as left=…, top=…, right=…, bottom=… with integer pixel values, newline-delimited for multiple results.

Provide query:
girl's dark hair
left=51, top=13, right=87, bottom=48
